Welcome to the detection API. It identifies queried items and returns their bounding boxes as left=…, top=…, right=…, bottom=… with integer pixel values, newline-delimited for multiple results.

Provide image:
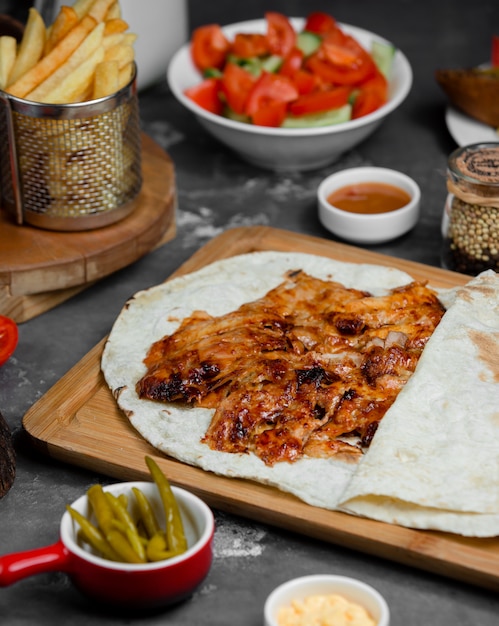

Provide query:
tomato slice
left=265, top=12, right=296, bottom=57
left=245, top=72, right=298, bottom=122
left=304, top=11, right=338, bottom=35
left=232, top=33, right=269, bottom=58
left=191, top=24, right=230, bottom=71
left=289, top=86, right=351, bottom=115
left=351, top=89, right=383, bottom=118
left=492, top=35, right=499, bottom=67
left=291, top=69, right=319, bottom=95
left=0, top=316, right=18, bottom=367
left=305, top=27, right=377, bottom=86
left=352, top=70, right=388, bottom=118
left=279, top=48, right=304, bottom=78
left=251, top=101, right=288, bottom=127
left=321, top=42, right=359, bottom=67
left=220, top=62, right=257, bottom=114
left=185, top=78, right=223, bottom=114
left=322, top=31, right=376, bottom=85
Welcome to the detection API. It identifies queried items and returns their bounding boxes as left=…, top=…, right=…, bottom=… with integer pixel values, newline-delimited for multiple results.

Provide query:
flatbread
left=338, top=270, right=499, bottom=537
left=101, top=251, right=417, bottom=509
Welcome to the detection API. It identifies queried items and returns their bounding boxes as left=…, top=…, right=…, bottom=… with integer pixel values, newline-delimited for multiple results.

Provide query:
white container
left=317, top=166, right=421, bottom=245
left=120, top=0, right=188, bottom=90
left=264, top=575, right=390, bottom=626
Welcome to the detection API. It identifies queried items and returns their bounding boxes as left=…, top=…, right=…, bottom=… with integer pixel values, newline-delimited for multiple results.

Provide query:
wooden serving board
left=22, top=226, right=499, bottom=592
left=0, top=134, right=176, bottom=324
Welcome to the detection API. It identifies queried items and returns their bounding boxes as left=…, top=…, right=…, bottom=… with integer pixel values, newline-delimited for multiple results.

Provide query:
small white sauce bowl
left=264, top=574, right=390, bottom=626
left=318, top=166, right=421, bottom=244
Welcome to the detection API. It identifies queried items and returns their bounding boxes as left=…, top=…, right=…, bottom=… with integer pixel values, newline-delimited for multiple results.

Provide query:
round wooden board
left=0, top=134, right=176, bottom=323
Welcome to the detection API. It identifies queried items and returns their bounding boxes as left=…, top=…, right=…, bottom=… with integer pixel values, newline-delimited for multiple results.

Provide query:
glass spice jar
left=442, top=142, right=499, bottom=275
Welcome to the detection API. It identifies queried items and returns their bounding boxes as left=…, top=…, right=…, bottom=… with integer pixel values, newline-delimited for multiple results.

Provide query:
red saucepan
left=0, top=481, right=215, bottom=609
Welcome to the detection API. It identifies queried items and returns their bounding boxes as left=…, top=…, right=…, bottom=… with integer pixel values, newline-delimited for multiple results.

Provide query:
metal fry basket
left=0, top=66, right=142, bottom=231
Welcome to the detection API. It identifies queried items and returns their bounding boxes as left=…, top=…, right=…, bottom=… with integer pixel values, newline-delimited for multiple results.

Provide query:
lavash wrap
left=102, top=251, right=499, bottom=537
left=338, top=270, right=499, bottom=537
left=101, top=251, right=416, bottom=511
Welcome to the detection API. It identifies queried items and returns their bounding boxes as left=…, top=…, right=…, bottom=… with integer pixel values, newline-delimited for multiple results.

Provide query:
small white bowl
left=264, top=574, right=390, bottom=626
left=318, top=166, right=421, bottom=244
left=167, top=19, right=412, bottom=172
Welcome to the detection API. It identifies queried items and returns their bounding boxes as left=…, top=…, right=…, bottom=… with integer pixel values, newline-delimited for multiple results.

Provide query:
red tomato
left=492, top=35, right=499, bottom=67
left=292, top=69, right=320, bottom=95
left=352, top=71, right=388, bottom=118
left=191, top=24, right=230, bottom=71
left=251, top=101, right=288, bottom=127
left=279, top=48, right=304, bottom=78
left=185, top=78, right=223, bottom=114
left=363, top=69, right=389, bottom=96
left=0, top=316, right=18, bottom=367
left=288, top=86, right=351, bottom=115
left=245, top=72, right=299, bottom=119
left=304, top=11, right=337, bottom=35
left=306, top=35, right=376, bottom=86
left=352, top=89, right=382, bottom=118
left=321, top=42, right=359, bottom=67
left=232, top=33, right=269, bottom=58
left=315, top=30, right=377, bottom=85
left=220, top=62, right=257, bottom=114
left=265, top=12, right=296, bottom=57
left=321, top=26, right=348, bottom=47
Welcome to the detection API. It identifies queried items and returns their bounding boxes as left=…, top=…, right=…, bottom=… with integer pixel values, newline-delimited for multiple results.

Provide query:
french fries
left=26, top=21, right=104, bottom=103
left=8, top=15, right=98, bottom=99
left=92, top=59, right=119, bottom=99
left=1, top=0, right=137, bottom=104
left=0, top=36, right=16, bottom=90
left=7, top=8, right=45, bottom=86
left=104, top=18, right=128, bottom=36
left=44, top=6, right=79, bottom=55
left=0, top=1, right=141, bottom=224
left=72, top=0, right=99, bottom=19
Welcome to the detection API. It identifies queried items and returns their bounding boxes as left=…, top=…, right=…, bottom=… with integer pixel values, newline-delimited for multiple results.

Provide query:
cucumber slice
left=371, top=40, right=396, bottom=79
left=203, top=67, right=223, bottom=78
left=226, top=54, right=262, bottom=77
left=239, top=57, right=262, bottom=77
left=296, top=31, right=322, bottom=56
left=225, top=54, right=283, bottom=77
left=281, top=104, right=352, bottom=128
left=223, top=106, right=251, bottom=124
left=261, top=54, right=283, bottom=73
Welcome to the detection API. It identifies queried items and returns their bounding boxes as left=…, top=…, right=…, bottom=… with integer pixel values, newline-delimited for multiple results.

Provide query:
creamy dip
left=277, top=593, right=376, bottom=626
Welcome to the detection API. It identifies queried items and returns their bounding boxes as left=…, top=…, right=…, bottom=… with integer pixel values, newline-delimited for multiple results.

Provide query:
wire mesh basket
left=0, top=65, right=142, bottom=231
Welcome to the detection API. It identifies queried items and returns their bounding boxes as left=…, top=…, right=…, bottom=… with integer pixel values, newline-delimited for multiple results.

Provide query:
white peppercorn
left=443, top=143, right=499, bottom=274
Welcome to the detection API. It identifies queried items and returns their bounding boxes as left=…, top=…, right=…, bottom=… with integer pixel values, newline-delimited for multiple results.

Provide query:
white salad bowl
left=167, top=18, right=412, bottom=171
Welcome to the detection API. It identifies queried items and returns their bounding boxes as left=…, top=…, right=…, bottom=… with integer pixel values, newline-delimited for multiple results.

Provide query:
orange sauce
left=327, top=182, right=411, bottom=214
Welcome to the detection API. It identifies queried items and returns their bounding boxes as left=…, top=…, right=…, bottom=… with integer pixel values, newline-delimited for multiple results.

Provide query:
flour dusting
left=213, top=518, right=266, bottom=559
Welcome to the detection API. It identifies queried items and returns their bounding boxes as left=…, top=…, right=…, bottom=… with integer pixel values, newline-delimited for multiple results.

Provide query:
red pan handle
left=0, top=539, right=70, bottom=586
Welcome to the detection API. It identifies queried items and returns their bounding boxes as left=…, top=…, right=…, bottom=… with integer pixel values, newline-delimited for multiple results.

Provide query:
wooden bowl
left=435, top=68, right=499, bottom=128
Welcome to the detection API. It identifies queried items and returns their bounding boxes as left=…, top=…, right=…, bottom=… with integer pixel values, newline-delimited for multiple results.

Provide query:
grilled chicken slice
left=137, top=271, right=445, bottom=466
